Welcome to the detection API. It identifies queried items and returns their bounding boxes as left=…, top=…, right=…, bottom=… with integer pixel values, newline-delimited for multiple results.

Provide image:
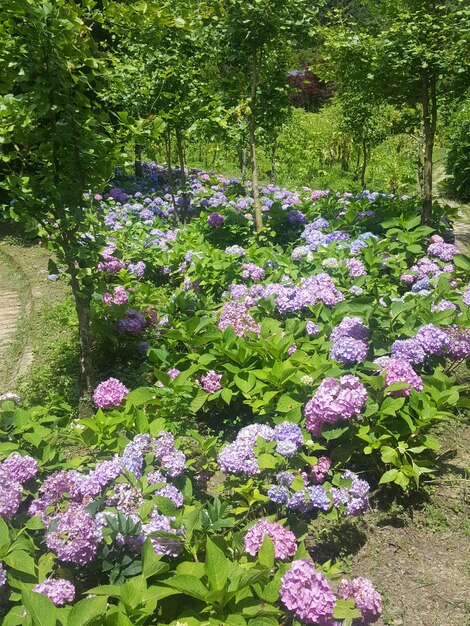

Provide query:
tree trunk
left=270, top=142, right=276, bottom=184
left=165, top=129, right=178, bottom=217
left=134, top=143, right=143, bottom=178
left=249, top=50, right=263, bottom=232
left=341, top=138, right=349, bottom=172
left=176, top=128, right=189, bottom=222
left=65, top=254, right=93, bottom=415
left=421, top=74, right=437, bottom=225
left=241, top=141, right=247, bottom=183
left=360, top=137, right=367, bottom=189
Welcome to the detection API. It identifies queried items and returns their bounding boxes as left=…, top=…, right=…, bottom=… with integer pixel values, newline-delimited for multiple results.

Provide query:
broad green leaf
left=379, top=468, right=400, bottom=484
left=257, top=534, right=274, bottom=569
left=164, top=574, right=209, bottom=601
left=22, top=590, right=57, bottom=626
left=67, top=596, right=107, bottom=626
left=205, top=537, right=229, bottom=591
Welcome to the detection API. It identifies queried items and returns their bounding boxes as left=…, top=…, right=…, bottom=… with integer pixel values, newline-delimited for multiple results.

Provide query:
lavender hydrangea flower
left=382, top=358, right=423, bottom=396
left=306, top=321, right=320, bottom=335
left=218, top=301, right=260, bottom=337
left=331, top=470, right=370, bottom=516
left=33, top=578, right=75, bottom=606
left=93, top=377, right=129, bottom=409
left=200, top=370, right=222, bottom=393
left=128, top=261, right=146, bottom=278
left=207, top=212, right=225, bottom=228
left=280, top=559, right=336, bottom=625
left=46, top=504, right=102, bottom=565
left=0, top=467, right=22, bottom=519
left=338, top=577, right=382, bottom=624
left=273, top=422, right=303, bottom=457
left=330, top=336, right=369, bottom=364
left=346, top=257, right=367, bottom=278
left=0, top=563, right=6, bottom=587
left=155, top=485, right=184, bottom=508
left=225, top=245, right=246, bottom=256
left=241, top=263, right=265, bottom=281
left=1, top=453, right=38, bottom=483
left=330, top=317, right=369, bottom=342
left=288, top=209, right=307, bottom=225
left=244, top=520, right=297, bottom=559
left=167, top=368, right=180, bottom=380
left=415, top=324, right=452, bottom=355
left=310, top=456, right=332, bottom=484
left=304, top=375, right=367, bottom=437
left=391, top=338, right=426, bottom=365
left=142, top=513, right=184, bottom=556
left=268, top=485, right=290, bottom=504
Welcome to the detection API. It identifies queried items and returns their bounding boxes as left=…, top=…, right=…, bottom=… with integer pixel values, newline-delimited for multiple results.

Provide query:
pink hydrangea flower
left=200, top=370, right=222, bottom=394
left=93, top=377, right=129, bottom=409
left=244, top=520, right=297, bottom=559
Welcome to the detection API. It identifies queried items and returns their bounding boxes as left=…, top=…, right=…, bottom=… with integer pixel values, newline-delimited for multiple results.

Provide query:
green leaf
left=5, top=550, right=36, bottom=576
left=379, top=468, right=400, bottom=484
left=257, top=534, right=274, bottom=569
left=380, top=446, right=399, bottom=465
left=0, top=518, right=11, bottom=556
left=22, top=590, right=57, bottom=626
left=164, top=575, right=209, bottom=601
left=205, top=537, right=229, bottom=591
left=333, top=599, right=361, bottom=619
left=126, top=387, right=155, bottom=406
left=67, top=596, right=107, bottom=626
left=257, top=454, right=277, bottom=469
left=248, top=618, right=279, bottom=626
left=142, top=538, right=170, bottom=579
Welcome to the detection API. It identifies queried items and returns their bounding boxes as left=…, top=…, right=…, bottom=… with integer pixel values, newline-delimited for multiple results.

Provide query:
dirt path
left=434, top=164, right=470, bottom=253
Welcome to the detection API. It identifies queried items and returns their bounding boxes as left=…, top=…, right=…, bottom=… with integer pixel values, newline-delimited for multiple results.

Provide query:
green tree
left=221, top=0, right=317, bottom=231
left=0, top=0, right=119, bottom=407
left=322, top=0, right=470, bottom=223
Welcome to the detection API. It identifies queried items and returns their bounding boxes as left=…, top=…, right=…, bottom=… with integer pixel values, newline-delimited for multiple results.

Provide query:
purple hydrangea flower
left=1, top=453, right=38, bottom=483
left=304, top=375, right=367, bottom=437
left=0, top=563, right=6, bottom=587
left=306, top=321, right=320, bottom=335
left=207, top=212, right=225, bottom=228
left=288, top=209, right=307, bottom=225
left=415, top=324, right=452, bottom=355
left=241, top=263, right=265, bottom=281
left=391, top=338, right=426, bottom=364
left=280, top=559, right=336, bottom=624
left=330, top=336, right=369, bottom=364
left=268, top=485, right=290, bottom=504
left=382, top=358, right=423, bottom=396
left=330, top=317, right=369, bottom=342
left=331, top=470, right=370, bottom=516
left=167, top=368, right=180, bottom=380
left=244, top=520, right=297, bottom=559
left=155, top=485, right=184, bottom=508
left=93, top=378, right=129, bottom=409
left=142, top=513, right=184, bottom=557
left=218, top=301, right=260, bottom=337
left=273, top=422, right=303, bottom=457
left=33, top=578, right=75, bottom=606
left=338, top=577, right=382, bottom=624
left=46, top=504, right=102, bottom=565
left=127, top=261, right=146, bottom=278
left=310, top=456, right=332, bottom=484
left=200, top=370, right=222, bottom=393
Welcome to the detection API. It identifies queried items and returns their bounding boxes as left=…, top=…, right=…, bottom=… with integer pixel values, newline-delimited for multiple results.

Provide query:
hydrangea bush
left=0, top=162, right=469, bottom=624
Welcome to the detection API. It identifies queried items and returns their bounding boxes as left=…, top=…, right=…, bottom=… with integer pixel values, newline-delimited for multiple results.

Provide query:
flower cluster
left=93, top=377, right=130, bottom=409
left=207, top=212, right=225, bottom=228
left=331, top=470, right=370, bottom=516
left=244, top=520, right=297, bottom=559
left=0, top=453, right=38, bottom=519
left=280, top=559, right=336, bottom=625
left=33, top=578, right=76, bottom=606
left=304, top=375, right=367, bottom=437
left=338, top=577, right=382, bottom=624
left=381, top=358, right=423, bottom=396
left=241, top=263, right=265, bottom=281
left=200, top=370, right=222, bottom=393
left=218, top=300, right=261, bottom=337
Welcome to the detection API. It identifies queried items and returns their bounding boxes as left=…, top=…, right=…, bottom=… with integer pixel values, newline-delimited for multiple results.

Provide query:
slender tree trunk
left=165, top=128, right=178, bottom=217
left=134, top=143, right=143, bottom=178
left=249, top=49, right=263, bottom=232
left=176, top=128, right=189, bottom=222
left=421, top=73, right=437, bottom=225
left=341, top=138, right=349, bottom=172
left=360, top=138, right=367, bottom=189
left=64, top=253, right=93, bottom=414
left=241, top=141, right=248, bottom=183
left=212, top=145, right=219, bottom=167
left=270, top=142, right=276, bottom=184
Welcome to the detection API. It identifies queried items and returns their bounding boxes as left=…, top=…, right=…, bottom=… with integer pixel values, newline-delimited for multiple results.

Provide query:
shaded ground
left=434, top=164, right=470, bottom=254
left=351, top=414, right=470, bottom=626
